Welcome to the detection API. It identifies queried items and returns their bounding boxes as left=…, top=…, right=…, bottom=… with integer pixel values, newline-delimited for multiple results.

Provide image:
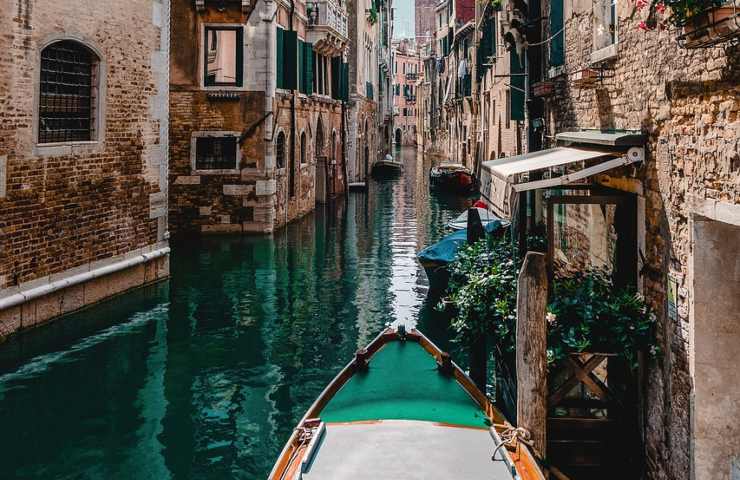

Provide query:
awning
left=555, top=130, right=646, bottom=147
left=479, top=146, right=642, bottom=219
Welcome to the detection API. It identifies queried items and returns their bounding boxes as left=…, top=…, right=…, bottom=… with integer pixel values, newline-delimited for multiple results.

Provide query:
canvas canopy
left=479, top=146, right=641, bottom=219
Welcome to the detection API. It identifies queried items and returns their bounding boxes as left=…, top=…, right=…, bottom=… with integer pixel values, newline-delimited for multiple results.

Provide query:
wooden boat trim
left=268, top=327, right=546, bottom=480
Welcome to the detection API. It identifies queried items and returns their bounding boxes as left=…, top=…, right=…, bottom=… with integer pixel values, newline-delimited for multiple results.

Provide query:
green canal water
left=0, top=148, right=474, bottom=479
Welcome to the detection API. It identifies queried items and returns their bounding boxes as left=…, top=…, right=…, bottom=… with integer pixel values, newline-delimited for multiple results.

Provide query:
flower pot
left=681, top=4, right=740, bottom=48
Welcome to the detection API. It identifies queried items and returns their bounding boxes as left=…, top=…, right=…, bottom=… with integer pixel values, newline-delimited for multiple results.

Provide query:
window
left=276, top=131, right=286, bottom=169
left=204, top=26, right=243, bottom=87
left=549, top=0, right=565, bottom=67
left=194, top=135, right=239, bottom=170
left=592, top=0, right=617, bottom=60
left=505, top=90, right=511, bottom=129
left=39, top=40, right=99, bottom=144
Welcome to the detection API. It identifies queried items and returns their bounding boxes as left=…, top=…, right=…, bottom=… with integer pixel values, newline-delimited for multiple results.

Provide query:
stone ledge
left=0, top=254, right=169, bottom=342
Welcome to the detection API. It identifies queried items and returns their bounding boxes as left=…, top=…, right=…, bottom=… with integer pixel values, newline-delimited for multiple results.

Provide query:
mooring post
left=516, top=251, right=548, bottom=456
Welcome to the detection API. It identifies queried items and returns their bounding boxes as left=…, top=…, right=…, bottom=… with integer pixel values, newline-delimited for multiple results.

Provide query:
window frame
left=190, top=131, right=242, bottom=174
left=33, top=37, right=106, bottom=154
left=590, top=0, right=618, bottom=63
left=201, top=24, right=245, bottom=90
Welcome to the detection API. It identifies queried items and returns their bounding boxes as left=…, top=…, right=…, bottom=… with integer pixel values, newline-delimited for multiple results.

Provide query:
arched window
left=314, top=120, right=323, bottom=163
left=275, top=131, right=286, bottom=169
left=39, top=40, right=99, bottom=144
left=300, top=132, right=307, bottom=166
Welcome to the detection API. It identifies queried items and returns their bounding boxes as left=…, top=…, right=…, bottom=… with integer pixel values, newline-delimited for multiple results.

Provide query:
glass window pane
left=206, top=29, right=238, bottom=85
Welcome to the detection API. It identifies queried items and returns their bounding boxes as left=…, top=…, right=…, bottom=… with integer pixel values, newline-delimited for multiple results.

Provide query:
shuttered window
left=302, top=42, right=314, bottom=95
left=477, top=16, right=496, bottom=80
left=549, top=0, right=565, bottom=66
left=277, top=28, right=298, bottom=90
left=509, top=49, right=525, bottom=121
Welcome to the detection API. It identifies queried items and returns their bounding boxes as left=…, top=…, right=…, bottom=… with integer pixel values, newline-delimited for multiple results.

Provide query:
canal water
left=0, top=148, right=474, bottom=479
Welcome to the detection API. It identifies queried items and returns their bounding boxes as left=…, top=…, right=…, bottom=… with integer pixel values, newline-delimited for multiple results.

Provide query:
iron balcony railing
left=405, top=72, right=419, bottom=81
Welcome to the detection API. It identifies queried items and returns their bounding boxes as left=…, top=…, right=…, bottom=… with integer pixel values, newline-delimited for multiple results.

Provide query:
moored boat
left=430, top=163, right=476, bottom=193
left=372, top=155, right=404, bottom=177
left=447, top=207, right=508, bottom=231
left=268, top=327, right=546, bottom=480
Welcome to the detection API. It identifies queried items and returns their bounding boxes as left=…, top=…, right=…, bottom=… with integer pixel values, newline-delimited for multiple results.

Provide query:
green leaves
left=440, top=235, right=659, bottom=372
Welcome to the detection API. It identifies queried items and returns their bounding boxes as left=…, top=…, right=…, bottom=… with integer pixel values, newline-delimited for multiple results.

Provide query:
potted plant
left=638, top=0, right=740, bottom=47
left=366, top=6, right=378, bottom=25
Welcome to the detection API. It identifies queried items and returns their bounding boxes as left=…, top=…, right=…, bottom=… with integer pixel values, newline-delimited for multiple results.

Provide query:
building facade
left=0, top=0, right=171, bottom=339
left=392, top=40, right=422, bottom=147
left=346, top=0, right=393, bottom=185
left=419, top=0, right=526, bottom=170
left=533, top=0, right=739, bottom=477
left=169, top=0, right=349, bottom=235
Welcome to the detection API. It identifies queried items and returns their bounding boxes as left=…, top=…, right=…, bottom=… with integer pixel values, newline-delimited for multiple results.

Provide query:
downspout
left=287, top=0, right=296, bottom=228
left=263, top=0, right=277, bottom=229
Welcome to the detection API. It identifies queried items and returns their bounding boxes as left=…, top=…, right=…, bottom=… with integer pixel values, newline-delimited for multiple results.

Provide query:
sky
left=393, top=0, right=415, bottom=40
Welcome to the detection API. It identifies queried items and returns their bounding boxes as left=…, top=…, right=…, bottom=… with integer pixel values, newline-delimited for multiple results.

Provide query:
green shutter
left=341, top=62, right=349, bottom=101
left=331, top=57, right=341, bottom=99
left=510, top=49, right=525, bottom=121
left=276, top=28, right=284, bottom=88
left=298, top=39, right=305, bottom=93
left=549, top=0, right=564, bottom=66
left=303, top=42, right=314, bottom=95
left=284, top=30, right=298, bottom=90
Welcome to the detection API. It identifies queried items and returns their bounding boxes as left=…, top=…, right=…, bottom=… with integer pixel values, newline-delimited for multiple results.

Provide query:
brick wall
left=0, top=0, right=168, bottom=291
left=539, top=0, right=739, bottom=476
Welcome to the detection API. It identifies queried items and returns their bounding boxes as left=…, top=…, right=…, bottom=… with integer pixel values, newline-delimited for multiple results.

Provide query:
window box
left=532, top=81, right=555, bottom=97
left=677, top=3, right=740, bottom=48
left=570, top=68, right=600, bottom=88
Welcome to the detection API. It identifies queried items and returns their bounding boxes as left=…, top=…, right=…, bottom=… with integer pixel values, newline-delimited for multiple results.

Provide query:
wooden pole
left=516, top=251, right=548, bottom=456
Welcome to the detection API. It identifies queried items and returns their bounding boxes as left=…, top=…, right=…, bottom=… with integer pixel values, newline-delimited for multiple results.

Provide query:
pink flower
left=638, top=20, right=650, bottom=30
left=635, top=0, right=648, bottom=9
left=655, top=2, right=666, bottom=13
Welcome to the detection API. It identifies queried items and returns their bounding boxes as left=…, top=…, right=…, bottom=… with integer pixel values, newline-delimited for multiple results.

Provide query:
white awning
left=479, top=146, right=642, bottom=219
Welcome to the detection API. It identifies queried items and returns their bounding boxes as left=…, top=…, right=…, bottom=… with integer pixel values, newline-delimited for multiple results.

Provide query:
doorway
left=692, top=215, right=740, bottom=480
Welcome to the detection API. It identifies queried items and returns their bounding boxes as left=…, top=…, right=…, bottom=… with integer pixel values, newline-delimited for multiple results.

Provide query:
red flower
left=655, top=2, right=666, bottom=13
left=635, top=0, right=648, bottom=9
left=638, top=20, right=650, bottom=30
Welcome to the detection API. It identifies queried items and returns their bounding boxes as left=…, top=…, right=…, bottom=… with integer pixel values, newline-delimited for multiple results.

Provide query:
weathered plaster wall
left=0, top=0, right=169, bottom=335
left=540, top=0, right=740, bottom=476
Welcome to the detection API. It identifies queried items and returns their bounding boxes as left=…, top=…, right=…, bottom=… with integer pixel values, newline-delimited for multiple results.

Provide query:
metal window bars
left=39, top=41, right=95, bottom=144
left=195, top=136, right=238, bottom=170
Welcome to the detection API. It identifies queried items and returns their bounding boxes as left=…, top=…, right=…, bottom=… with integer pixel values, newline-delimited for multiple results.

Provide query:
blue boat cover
left=417, top=220, right=504, bottom=265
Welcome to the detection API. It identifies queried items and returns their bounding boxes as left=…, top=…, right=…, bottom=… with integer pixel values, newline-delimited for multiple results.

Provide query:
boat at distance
left=372, top=154, right=404, bottom=177
left=268, top=327, right=546, bottom=480
left=430, top=163, right=476, bottom=193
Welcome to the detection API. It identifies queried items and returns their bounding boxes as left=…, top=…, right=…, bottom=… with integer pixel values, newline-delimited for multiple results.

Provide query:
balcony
left=405, top=95, right=416, bottom=104
left=306, top=0, right=348, bottom=56
left=405, top=72, right=419, bottom=81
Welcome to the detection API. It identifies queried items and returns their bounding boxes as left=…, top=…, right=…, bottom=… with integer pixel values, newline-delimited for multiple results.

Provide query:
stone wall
left=168, top=0, right=345, bottom=234
left=539, top=0, right=740, bottom=476
left=0, top=0, right=169, bottom=336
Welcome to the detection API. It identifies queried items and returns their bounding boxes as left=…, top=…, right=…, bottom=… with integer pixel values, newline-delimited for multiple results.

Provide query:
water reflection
left=0, top=148, right=473, bottom=479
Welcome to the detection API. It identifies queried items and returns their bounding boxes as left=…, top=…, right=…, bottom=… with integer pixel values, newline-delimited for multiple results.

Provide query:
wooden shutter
left=331, top=57, right=341, bottom=99
left=549, top=0, right=565, bottom=66
left=509, top=49, right=525, bottom=121
left=284, top=30, right=298, bottom=90
left=303, top=42, right=314, bottom=95
left=276, top=28, right=284, bottom=88
left=297, top=38, right=304, bottom=93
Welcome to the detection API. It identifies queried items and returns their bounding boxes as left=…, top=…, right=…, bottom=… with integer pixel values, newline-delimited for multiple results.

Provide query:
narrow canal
left=0, top=148, right=475, bottom=480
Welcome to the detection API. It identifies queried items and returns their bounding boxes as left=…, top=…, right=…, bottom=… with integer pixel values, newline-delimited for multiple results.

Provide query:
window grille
left=39, top=41, right=96, bottom=144
left=195, top=136, right=238, bottom=170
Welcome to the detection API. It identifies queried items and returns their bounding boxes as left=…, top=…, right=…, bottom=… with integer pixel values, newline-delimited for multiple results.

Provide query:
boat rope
left=491, top=426, right=532, bottom=462
left=277, top=426, right=314, bottom=480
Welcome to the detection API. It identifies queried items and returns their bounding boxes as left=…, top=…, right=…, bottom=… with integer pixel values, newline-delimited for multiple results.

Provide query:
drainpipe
left=263, top=0, right=277, bottom=227
left=286, top=0, right=297, bottom=227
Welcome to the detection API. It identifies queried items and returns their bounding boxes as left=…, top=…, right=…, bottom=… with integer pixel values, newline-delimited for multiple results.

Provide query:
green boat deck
left=320, top=340, right=489, bottom=429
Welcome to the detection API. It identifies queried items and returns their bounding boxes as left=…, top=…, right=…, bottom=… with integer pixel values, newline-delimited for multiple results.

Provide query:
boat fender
left=396, top=324, right=407, bottom=341
left=437, top=351, right=453, bottom=375
left=354, top=348, right=370, bottom=370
